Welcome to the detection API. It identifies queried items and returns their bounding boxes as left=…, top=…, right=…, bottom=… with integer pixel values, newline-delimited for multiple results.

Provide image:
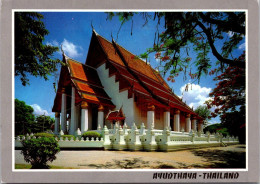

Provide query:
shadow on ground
left=189, top=148, right=246, bottom=168
left=77, top=145, right=246, bottom=169
left=78, top=157, right=151, bottom=169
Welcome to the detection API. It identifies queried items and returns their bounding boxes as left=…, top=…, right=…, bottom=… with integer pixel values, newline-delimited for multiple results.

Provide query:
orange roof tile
left=67, top=59, right=103, bottom=87
left=65, top=57, right=115, bottom=108
left=96, top=35, right=125, bottom=66
left=73, top=79, right=111, bottom=100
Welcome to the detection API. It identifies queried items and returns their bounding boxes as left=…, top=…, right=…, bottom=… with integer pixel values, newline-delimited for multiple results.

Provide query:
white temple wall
left=97, top=64, right=135, bottom=127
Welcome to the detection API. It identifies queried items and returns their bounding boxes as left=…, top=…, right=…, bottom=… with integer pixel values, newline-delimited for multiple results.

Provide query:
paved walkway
left=15, top=144, right=246, bottom=169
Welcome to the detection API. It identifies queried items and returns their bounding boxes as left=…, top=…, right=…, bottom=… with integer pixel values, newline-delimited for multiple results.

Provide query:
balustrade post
left=75, top=128, right=81, bottom=137
left=103, top=125, right=111, bottom=150
left=59, top=130, right=64, bottom=136
left=123, top=122, right=128, bottom=134
left=162, top=127, right=171, bottom=144
left=113, top=126, right=126, bottom=150
left=144, top=126, right=157, bottom=151
left=129, top=123, right=142, bottom=150
left=140, top=122, right=146, bottom=135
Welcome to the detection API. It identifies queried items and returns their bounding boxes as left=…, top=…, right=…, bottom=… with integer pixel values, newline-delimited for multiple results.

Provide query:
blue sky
left=14, top=12, right=245, bottom=124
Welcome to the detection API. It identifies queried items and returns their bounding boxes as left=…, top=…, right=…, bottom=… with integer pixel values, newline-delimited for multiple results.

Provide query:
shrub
left=81, top=131, right=101, bottom=140
left=34, top=132, right=55, bottom=138
left=21, top=137, right=60, bottom=169
left=59, top=135, right=75, bottom=141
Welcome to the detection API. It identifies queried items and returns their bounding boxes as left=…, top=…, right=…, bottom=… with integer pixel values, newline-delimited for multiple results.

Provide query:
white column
left=174, top=109, right=180, bottom=132
left=185, top=114, right=191, bottom=132
left=60, top=88, right=67, bottom=132
left=147, top=104, right=155, bottom=129
left=75, top=105, right=80, bottom=130
left=163, top=110, right=170, bottom=129
left=191, top=118, right=197, bottom=131
left=81, top=101, right=88, bottom=133
left=98, top=105, right=104, bottom=129
left=69, top=87, right=76, bottom=135
left=54, top=112, right=60, bottom=134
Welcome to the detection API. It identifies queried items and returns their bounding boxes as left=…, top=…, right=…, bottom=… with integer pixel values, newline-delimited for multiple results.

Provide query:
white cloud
left=46, top=39, right=82, bottom=58
left=227, top=31, right=234, bottom=37
left=30, top=104, right=49, bottom=116
left=238, top=43, right=245, bottom=50
left=180, top=83, right=212, bottom=109
left=61, top=39, right=82, bottom=58
left=46, top=40, right=59, bottom=47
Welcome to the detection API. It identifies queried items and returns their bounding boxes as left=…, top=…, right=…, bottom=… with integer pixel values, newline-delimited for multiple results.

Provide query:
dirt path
left=15, top=144, right=246, bottom=169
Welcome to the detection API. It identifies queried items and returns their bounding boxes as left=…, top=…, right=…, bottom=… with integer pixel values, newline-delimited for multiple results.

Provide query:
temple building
left=52, top=30, right=203, bottom=135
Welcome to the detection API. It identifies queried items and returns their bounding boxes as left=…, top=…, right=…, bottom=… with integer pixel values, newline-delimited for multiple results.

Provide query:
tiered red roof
left=53, top=30, right=201, bottom=120
left=89, top=31, right=198, bottom=117
left=52, top=56, right=115, bottom=112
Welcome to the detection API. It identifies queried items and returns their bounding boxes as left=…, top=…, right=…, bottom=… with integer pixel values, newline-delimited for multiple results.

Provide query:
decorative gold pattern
left=55, top=112, right=60, bottom=117
left=98, top=105, right=104, bottom=111
left=147, top=104, right=155, bottom=111
left=81, top=101, right=88, bottom=109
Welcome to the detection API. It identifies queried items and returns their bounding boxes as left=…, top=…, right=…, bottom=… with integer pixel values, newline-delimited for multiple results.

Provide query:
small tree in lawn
left=21, top=137, right=60, bottom=169
left=194, top=105, right=211, bottom=126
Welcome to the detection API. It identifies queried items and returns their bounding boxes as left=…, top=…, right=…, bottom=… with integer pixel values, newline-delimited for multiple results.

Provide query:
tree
left=205, top=52, right=245, bottom=118
left=107, top=12, right=245, bottom=82
left=21, top=137, right=60, bottom=169
left=205, top=52, right=245, bottom=142
left=203, top=123, right=229, bottom=137
left=194, top=105, right=211, bottom=126
left=15, top=99, right=35, bottom=135
left=15, top=12, right=63, bottom=86
left=34, top=115, right=55, bottom=132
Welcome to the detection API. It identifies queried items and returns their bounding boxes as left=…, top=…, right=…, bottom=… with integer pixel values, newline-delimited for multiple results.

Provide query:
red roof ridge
left=116, top=42, right=147, bottom=63
left=72, top=78, right=104, bottom=89
left=80, top=91, right=112, bottom=101
left=65, top=54, right=97, bottom=71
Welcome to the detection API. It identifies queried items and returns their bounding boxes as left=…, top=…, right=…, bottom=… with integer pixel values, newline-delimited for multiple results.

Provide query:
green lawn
left=15, top=164, right=77, bottom=169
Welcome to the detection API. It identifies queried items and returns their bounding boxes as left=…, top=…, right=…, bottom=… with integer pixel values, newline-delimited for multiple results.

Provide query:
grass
left=15, top=164, right=78, bottom=169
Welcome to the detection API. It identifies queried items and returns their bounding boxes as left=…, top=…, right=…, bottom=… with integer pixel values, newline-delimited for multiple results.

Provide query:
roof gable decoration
left=106, top=107, right=125, bottom=121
